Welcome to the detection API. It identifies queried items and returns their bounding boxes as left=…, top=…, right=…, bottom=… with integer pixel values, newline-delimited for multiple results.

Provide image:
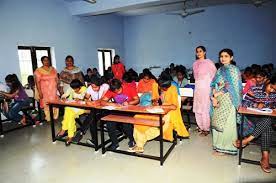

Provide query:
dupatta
left=211, top=64, right=242, bottom=109
left=210, top=64, right=242, bottom=131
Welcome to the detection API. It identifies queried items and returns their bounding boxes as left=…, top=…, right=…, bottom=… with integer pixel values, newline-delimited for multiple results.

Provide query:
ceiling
left=63, top=0, right=271, bottom=16
left=117, top=0, right=256, bottom=16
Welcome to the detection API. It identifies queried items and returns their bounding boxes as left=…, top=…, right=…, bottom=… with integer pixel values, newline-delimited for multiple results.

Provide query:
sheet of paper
left=146, top=107, right=164, bottom=113
left=102, top=106, right=117, bottom=110
left=247, top=107, right=273, bottom=114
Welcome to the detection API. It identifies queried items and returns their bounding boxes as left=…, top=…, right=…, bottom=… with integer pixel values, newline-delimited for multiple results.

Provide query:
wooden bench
left=101, top=114, right=162, bottom=127
left=100, top=114, right=176, bottom=166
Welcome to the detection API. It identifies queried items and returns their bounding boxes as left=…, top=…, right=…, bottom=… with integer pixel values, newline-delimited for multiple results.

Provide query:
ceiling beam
left=66, top=0, right=187, bottom=16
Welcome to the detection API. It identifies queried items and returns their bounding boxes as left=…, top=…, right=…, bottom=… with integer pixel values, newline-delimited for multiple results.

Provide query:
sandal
left=199, top=131, right=205, bottom=136
left=260, top=160, right=271, bottom=173
left=57, top=130, right=66, bottom=137
left=134, top=146, right=144, bottom=153
left=128, top=145, right=136, bottom=152
left=65, top=138, right=73, bottom=146
left=195, top=127, right=202, bottom=133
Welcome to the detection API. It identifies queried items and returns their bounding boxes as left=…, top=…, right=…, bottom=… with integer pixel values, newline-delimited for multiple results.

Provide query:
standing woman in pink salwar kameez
left=34, top=56, right=59, bottom=122
left=193, top=46, right=217, bottom=136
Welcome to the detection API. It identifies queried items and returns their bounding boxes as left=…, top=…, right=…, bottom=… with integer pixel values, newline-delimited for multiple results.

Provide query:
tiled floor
left=0, top=121, right=275, bottom=183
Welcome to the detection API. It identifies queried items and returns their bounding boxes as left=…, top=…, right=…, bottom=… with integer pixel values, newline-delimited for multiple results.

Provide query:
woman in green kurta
left=210, top=49, right=242, bottom=155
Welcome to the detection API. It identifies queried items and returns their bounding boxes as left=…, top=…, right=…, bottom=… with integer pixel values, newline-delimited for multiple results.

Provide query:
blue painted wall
left=123, top=3, right=275, bottom=73
left=0, top=0, right=124, bottom=80
left=0, top=0, right=275, bottom=80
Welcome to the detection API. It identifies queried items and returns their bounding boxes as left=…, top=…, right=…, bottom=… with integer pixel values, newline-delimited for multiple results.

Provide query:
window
left=97, top=49, right=115, bottom=76
left=17, top=46, right=55, bottom=85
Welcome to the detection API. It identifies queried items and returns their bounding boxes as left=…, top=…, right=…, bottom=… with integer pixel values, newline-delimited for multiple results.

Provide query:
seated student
left=104, top=67, right=114, bottom=80
left=128, top=68, right=139, bottom=82
left=160, top=71, right=180, bottom=95
left=86, top=77, right=109, bottom=102
left=234, top=76, right=276, bottom=173
left=173, top=65, right=188, bottom=88
left=84, top=68, right=93, bottom=84
left=83, top=77, right=109, bottom=145
left=92, top=68, right=101, bottom=78
left=137, top=69, right=159, bottom=97
left=57, top=79, right=87, bottom=146
left=262, top=64, right=272, bottom=79
left=102, top=73, right=113, bottom=85
left=122, top=71, right=137, bottom=89
left=101, top=79, right=139, bottom=150
left=242, top=67, right=256, bottom=94
left=251, top=64, right=261, bottom=75
left=242, top=70, right=266, bottom=104
left=132, top=76, right=190, bottom=153
left=0, top=74, right=30, bottom=125
left=24, top=75, right=35, bottom=91
left=159, top=71, right=182, bottom=107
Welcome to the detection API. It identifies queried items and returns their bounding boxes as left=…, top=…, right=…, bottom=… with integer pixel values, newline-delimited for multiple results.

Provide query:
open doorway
left=97, top=49, right=115, bottom=76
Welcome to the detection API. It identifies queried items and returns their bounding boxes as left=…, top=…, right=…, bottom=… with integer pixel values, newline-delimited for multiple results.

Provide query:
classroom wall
left=123, top=3, right=275, bottom=73
left=1, top=0, right=275, bottom=80
left=0, top=0, right=124, bottom=80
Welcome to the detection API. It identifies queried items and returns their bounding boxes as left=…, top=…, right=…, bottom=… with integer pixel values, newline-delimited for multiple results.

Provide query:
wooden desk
left=99, top=106, right=176, bottom=166
left=48, top=100, right=177, bottom=165
left=238, top=107, right=276, bottom=168
left=48, top=100, right=103, bottom=151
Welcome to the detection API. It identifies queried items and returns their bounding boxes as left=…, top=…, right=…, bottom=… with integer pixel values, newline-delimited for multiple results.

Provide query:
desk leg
left=50, top=104, right=56, bottom=142
left=100, top=120, right=106, bottom=154
left=238, top=114, right=244, bottom=165
left=91, top=109, right=98, bottom=151
left=160, top=115, right=164, bottom=166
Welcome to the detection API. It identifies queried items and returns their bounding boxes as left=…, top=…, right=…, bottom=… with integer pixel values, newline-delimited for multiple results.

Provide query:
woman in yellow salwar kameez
left=132, top=76, right=189, bottom=153
left=57, top=79, right=87, bottom=146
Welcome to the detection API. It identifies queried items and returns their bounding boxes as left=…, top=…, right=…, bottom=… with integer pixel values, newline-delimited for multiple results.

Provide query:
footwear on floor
left=57, top=130, right=66, bottom=137
left=128, top=145, right=136, bottom=152
left=72, top=131, right=83, bottom=143
left=128, top=141, right=136, bottom=150
left=260, top=160, right=271, bottom=173
left=109, top=143, right=119, bottom=151
left=134, top=146, right=144, bottom=153
left=86, top=139, right=95, bottom=146
left=65, top=138, right=73, bottom=147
